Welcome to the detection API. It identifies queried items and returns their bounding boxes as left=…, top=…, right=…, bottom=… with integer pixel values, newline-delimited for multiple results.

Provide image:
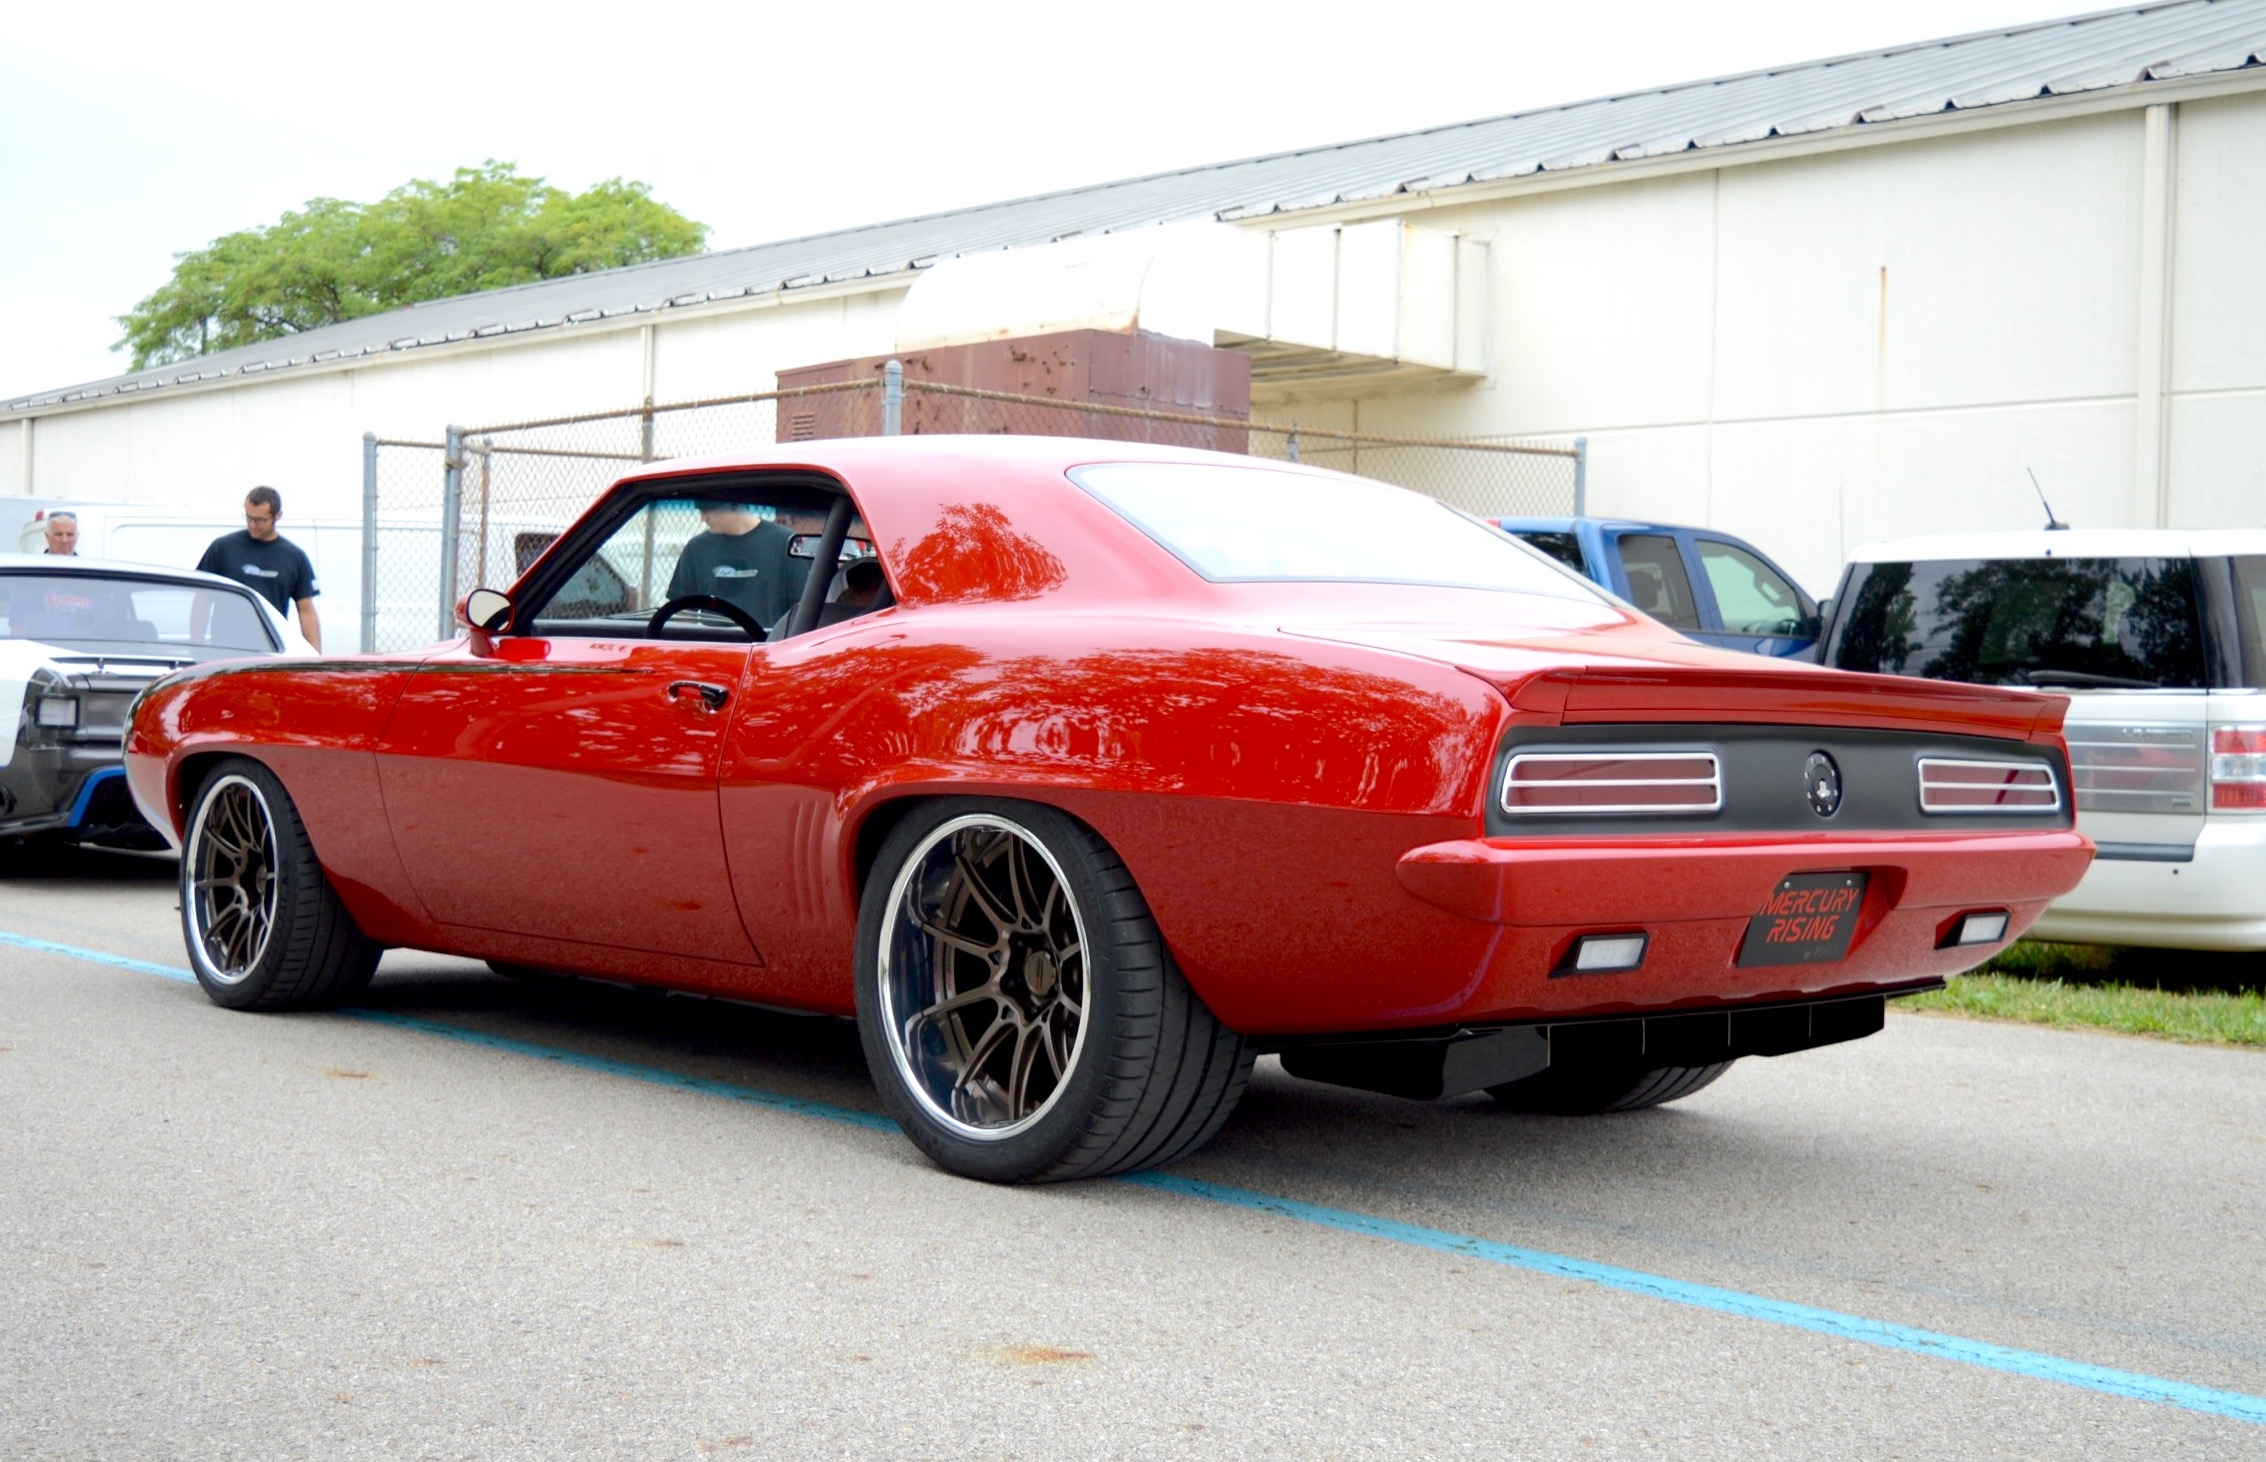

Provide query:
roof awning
left=893, top=219, right=1489, bottom=392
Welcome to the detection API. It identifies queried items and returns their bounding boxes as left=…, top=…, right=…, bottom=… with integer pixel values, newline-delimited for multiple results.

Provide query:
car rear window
left=1072, top=463, right=1602, bottom=602
left=1823, top=557, right=2207, bottom=690
left=1, top=572, right=279, bottom=653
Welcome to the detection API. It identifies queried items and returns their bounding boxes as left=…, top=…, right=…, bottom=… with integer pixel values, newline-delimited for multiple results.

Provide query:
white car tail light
left=1916, top=758, right=2061, bottom=813
left=2065, top=726, right=2204, bottom=814
left=2211, top=726, right=2266, bottom=812
left=1501, top=752, right=1722, bottom=815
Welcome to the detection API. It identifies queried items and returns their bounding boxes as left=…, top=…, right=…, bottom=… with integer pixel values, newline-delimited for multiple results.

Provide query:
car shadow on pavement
left=359, top=962, right=879, bottom=1110
left=357, top=961, right=1780, bottom=1211
left=0, top=842, right=177, bottom=882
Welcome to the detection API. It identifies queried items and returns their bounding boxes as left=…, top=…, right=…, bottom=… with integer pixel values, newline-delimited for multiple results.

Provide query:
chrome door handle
left=667, top=680, right=730, bottom=711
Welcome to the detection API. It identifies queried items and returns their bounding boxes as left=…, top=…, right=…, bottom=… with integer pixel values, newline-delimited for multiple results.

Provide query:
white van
left=1817, top=529, right=2266, bottom=951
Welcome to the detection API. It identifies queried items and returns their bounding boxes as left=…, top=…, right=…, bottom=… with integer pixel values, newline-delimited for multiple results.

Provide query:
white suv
left=1818, top=529, right=2266, bottom=952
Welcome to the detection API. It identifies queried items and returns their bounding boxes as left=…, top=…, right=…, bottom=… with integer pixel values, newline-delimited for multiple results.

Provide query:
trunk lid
left=1287, top=622, right=2067, bottom=743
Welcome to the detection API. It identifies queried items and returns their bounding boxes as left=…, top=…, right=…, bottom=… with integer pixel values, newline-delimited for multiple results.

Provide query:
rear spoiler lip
left=1481, top=666, right=2070, bottom=746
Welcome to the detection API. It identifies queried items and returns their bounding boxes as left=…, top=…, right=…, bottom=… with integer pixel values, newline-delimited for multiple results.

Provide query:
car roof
left=0, top=551, right=257, bottom=590
left=1493, top=516, right=1716, bottom=535
left=1845, top=528, right=2266, bottom=563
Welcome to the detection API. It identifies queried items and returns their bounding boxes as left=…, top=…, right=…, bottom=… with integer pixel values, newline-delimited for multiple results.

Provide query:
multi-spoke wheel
left=187, top=775, right=278, bottom=979
left=180, top=758, right=379, bottom=1011
left=856, top=799, right=1252, bottom=1183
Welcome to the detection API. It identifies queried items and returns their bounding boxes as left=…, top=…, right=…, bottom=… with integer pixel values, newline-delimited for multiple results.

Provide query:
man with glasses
left=196, top=486, right=321, bottom=649
left=40, top=511, right=79, bottom=555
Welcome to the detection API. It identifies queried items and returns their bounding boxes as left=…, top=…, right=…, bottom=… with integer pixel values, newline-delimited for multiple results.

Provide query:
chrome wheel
left=186, top=774, right=280, bottom=985
left=876, top=813, right=1090, bottom=1141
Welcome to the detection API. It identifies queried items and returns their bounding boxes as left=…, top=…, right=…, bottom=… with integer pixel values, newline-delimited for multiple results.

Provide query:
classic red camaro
left=125, top=437, right=2092, bottom=1182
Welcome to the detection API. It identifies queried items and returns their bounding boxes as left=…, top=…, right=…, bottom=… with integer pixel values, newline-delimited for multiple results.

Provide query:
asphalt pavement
left=2, top=846, right=2262, bottom=1459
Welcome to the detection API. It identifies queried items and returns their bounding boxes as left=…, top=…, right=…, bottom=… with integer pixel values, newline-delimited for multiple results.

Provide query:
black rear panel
left=1485, top=723, right=2073, bottom=837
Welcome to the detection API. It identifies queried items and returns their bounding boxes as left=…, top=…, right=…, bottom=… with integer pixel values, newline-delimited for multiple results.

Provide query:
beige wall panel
left=1453, top=173, right=1718, bottom=435
left=348, top=329, right=645, bottom=437
left=2170, top=93, right=2266, bottom=395
left=2165, top=391, right=2266, bottom=526
left=29, top=372, right=352, bottom=515
left=1713, top=113, right=2142, bottom=421
left=1701, top=400, right=2136, bottom=590
left=2, top=422, right=28, bottom=496
left=1577, top=424, right=1715, bottom=526
left=650, top=289, right=907, bottom=402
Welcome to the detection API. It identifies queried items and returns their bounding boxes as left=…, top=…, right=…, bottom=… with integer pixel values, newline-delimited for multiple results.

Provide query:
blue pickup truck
left=1493, top=517, right=1823, bottom=659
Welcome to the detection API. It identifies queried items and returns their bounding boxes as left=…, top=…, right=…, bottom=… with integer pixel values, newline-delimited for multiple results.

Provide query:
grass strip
left=1912, top=942, right=2266, bottom=1042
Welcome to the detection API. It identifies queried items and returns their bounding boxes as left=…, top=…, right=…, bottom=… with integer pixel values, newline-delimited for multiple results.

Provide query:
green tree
left=117, top=162, right=708, bottom=369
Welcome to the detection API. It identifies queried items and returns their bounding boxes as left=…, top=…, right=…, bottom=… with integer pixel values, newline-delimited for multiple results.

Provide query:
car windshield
left=0, top=572, right=279, bottom=653
left=1823, top=557, right=2206, bottom=689
left=1072, top=463, right=1602, bottom=602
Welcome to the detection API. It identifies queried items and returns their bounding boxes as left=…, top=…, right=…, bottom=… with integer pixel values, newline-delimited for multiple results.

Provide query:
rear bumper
left=1394, top=829, right=2094, bottom=1017
left=1279, top=987, right=1906, bottom=1101
left=0, top=746, right=160, bottom=846
left=2033, top=818, right=2266, bottom=951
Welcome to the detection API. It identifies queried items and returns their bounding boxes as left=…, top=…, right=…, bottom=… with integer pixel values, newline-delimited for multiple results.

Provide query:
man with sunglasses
left=196, top=486, right=321, bottom=649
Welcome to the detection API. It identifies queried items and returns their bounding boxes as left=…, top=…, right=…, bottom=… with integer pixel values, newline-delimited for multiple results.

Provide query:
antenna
left=2027, top=468, right=2068, bottom=531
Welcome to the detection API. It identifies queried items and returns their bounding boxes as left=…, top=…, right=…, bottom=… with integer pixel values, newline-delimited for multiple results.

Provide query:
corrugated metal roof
left=12, top=0, right=2263, bottom=416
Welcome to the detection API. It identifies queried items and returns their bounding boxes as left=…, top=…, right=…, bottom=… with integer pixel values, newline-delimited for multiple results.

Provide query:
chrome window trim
left=1916, top=757, right=2064, bottom=815
left=1500, top=750, right=1724, bottom=816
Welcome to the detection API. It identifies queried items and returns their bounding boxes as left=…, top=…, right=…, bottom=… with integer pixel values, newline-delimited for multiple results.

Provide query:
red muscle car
left=125, top=438, right=2092, bottom=1182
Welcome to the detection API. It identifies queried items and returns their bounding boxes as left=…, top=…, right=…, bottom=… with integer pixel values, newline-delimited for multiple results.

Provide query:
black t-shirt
left=197, top=530, right=318, bottom=614
left=666, top=523, right=800, bottom=626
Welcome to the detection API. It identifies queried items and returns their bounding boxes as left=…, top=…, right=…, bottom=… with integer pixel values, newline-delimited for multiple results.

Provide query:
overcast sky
left=2, top=0, right=2094, bottom=399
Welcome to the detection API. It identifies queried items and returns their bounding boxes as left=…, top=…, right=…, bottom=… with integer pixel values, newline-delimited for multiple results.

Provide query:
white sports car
left=1, top=552, right=309, bottom=850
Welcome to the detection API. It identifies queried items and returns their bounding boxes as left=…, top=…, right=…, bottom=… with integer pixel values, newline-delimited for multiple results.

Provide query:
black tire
left=855, top=798, right=1253, bottom=1183
left=180, top=757, right=380, bottom=1011
left=1486, top=1059, right=1734, bottom=1115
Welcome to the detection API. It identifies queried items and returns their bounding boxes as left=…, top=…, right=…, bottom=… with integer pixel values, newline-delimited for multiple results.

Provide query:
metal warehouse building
left=6, top=0, right=2265, bottom=598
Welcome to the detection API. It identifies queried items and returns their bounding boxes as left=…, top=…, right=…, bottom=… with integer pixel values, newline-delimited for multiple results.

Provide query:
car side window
left=1696, top=539, right=1808, bottom=636
left=1513, top=531, right=1587, bottom=573
left=515, top=489, right=889, bottom=642
left=1616, top=534, right=1701, bottom=631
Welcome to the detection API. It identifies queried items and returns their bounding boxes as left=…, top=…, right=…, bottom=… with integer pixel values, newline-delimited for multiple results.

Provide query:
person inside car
left=666, top=499, right=794, bottom=627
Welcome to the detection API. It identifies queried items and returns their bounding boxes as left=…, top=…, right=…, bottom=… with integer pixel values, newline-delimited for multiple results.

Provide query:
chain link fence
left=358, top=374, right=1582, bottom=651
left=358, top=435, right=452, bottom=652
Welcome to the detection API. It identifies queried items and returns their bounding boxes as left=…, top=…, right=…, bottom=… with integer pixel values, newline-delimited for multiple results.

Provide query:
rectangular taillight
left=1917, top=758, right=2061, bottom=813
left=2212, top=726, right=2266, bottom=812
left=1501, top=752, right=1721, bottom=815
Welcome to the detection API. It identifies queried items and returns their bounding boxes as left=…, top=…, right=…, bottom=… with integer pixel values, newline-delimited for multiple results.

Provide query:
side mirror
left=459, top=588, right=513, bottom=633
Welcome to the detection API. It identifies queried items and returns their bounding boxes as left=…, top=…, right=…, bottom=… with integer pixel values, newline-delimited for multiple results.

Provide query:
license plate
left=1736, top=871, right=1868, bottom=968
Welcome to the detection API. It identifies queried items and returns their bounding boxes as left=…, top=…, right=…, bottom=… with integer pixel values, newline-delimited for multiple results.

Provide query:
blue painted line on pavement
left=13, top=926, right=2264, bottom=1427
left=1, top=928, right=197, bottom=982
left=1120, top=1172, right=2266, bottom=1425
left=347, top=1009, right=901, bottom=1132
